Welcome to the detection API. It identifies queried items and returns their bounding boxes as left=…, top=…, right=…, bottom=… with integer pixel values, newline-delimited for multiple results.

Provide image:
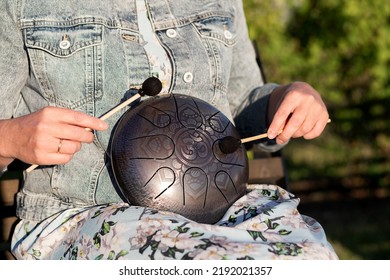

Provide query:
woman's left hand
left=267, top=81, right=330, bottom=144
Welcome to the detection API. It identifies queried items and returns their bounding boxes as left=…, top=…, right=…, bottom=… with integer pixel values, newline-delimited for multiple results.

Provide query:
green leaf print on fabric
left=247, top=230, right=267, bottom=242
left=268, top=242, right=302, bottom=256
left=278, top=229, right=292, bottom=235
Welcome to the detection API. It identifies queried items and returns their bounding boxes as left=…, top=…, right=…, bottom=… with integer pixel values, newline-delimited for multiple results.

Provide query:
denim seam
left=153, top=11, right=233, bottom=30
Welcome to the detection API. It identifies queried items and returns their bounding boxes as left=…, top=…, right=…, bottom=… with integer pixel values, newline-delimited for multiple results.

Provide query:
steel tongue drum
left=111, top=93, right=248, bottom=224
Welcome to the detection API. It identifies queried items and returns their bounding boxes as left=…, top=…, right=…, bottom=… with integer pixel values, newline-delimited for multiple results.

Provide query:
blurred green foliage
left=244, top=0, right=390, bottom=194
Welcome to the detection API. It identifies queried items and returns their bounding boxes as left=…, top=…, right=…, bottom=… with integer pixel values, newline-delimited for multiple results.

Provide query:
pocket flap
left=25, top=24, right=102, bottom=57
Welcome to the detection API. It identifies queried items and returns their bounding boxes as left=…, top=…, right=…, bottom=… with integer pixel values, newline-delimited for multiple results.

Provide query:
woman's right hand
left=0, top=106, right=108, bottom=166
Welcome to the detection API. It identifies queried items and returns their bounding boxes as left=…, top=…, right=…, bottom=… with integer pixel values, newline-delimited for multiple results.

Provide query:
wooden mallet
left=219, top=119, right=331, bottom=154
left=26, top=77, right=162, bottom=173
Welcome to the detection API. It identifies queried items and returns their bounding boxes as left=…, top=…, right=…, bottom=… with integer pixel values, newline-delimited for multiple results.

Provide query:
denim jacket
left=0, top=0, right=280, bottom=221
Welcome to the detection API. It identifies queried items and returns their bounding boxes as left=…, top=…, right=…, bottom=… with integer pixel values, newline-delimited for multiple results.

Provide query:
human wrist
left=0, top=119, right=16, bottom=164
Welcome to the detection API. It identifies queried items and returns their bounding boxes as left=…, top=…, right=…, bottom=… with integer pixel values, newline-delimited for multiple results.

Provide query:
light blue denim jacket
left=0, top=0, right=281, bottom=221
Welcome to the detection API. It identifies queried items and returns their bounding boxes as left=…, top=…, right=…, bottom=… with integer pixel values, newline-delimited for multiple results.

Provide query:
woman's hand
left=267, top=82, right=329, bottom=144
left=0, top=107, right=108, bottom=166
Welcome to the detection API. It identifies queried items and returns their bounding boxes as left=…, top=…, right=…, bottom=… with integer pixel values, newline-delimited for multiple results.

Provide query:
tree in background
left=244, top=0, right=390, bottom=197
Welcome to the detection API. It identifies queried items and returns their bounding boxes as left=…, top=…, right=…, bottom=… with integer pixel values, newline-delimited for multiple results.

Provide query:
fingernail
left=267, top=130, right=276, bottom=139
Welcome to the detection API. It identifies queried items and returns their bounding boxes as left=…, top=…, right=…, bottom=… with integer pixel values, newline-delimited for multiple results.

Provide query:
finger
left=267, top=96, right=300, bottom=139
left=293, top=99, right=329, bottom=139
left=28, top=149, right=74, bottom=165
left=44, top=153, right=74, bottom=165
left=55, top=139, right=82, bottom=155
left=291, top=121, right=315, bottom=138
left=64, top=110, right=108, bottom=130
left=51, top=123, right=96, bottom=143
left=275, top=97, right=311, bottom=143
left=24, top=137, right=82, bottom=165
left=43, top=107, right=108, bottom=131
left=291, top=110, right=318, bottom=138
left=303, top=114, right=329, bottom=140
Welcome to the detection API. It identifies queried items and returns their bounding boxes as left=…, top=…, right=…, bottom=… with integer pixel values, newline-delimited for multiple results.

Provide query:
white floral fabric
left=11, top=185, right=338, bottom=260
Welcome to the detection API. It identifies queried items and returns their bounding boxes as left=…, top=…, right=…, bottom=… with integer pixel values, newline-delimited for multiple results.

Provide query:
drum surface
left=111, top=94, right=248, bottom=223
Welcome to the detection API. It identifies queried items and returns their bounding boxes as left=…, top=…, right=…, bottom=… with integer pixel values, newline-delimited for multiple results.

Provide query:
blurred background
left=244, top=0, right=390, bottom=259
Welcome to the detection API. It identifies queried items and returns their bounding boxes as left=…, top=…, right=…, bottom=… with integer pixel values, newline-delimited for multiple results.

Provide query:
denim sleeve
left=227, top=0, right=285, bottom=152
left=0, top=1, right=29, bottom=119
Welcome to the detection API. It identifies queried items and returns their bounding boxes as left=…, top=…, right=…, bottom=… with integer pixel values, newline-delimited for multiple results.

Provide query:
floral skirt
left=11, top=184, right=338, bottom=260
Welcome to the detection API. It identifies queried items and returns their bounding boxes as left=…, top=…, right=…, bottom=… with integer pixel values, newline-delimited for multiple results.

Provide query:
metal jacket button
left=183, top=72, right=193, bottom=83
left=59, top=34, right=71, bottom=50
left=224, top=30, right=233, bottom=39
left=166, top=29, right=177, bottom=38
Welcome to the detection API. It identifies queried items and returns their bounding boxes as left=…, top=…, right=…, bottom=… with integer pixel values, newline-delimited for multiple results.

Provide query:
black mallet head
left=139, top=77, right=163, bottom=97
left=219, top=136, right=242, bottom=154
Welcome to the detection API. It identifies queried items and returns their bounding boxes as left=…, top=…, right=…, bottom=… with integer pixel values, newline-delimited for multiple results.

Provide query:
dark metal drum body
left=111, top=94, right=248, bottom=224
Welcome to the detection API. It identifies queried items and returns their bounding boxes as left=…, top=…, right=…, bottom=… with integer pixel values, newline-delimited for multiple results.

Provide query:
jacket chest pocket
left=192, top=15, right=237, bottom=94
left=24, top=24, right=103, bottom=110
